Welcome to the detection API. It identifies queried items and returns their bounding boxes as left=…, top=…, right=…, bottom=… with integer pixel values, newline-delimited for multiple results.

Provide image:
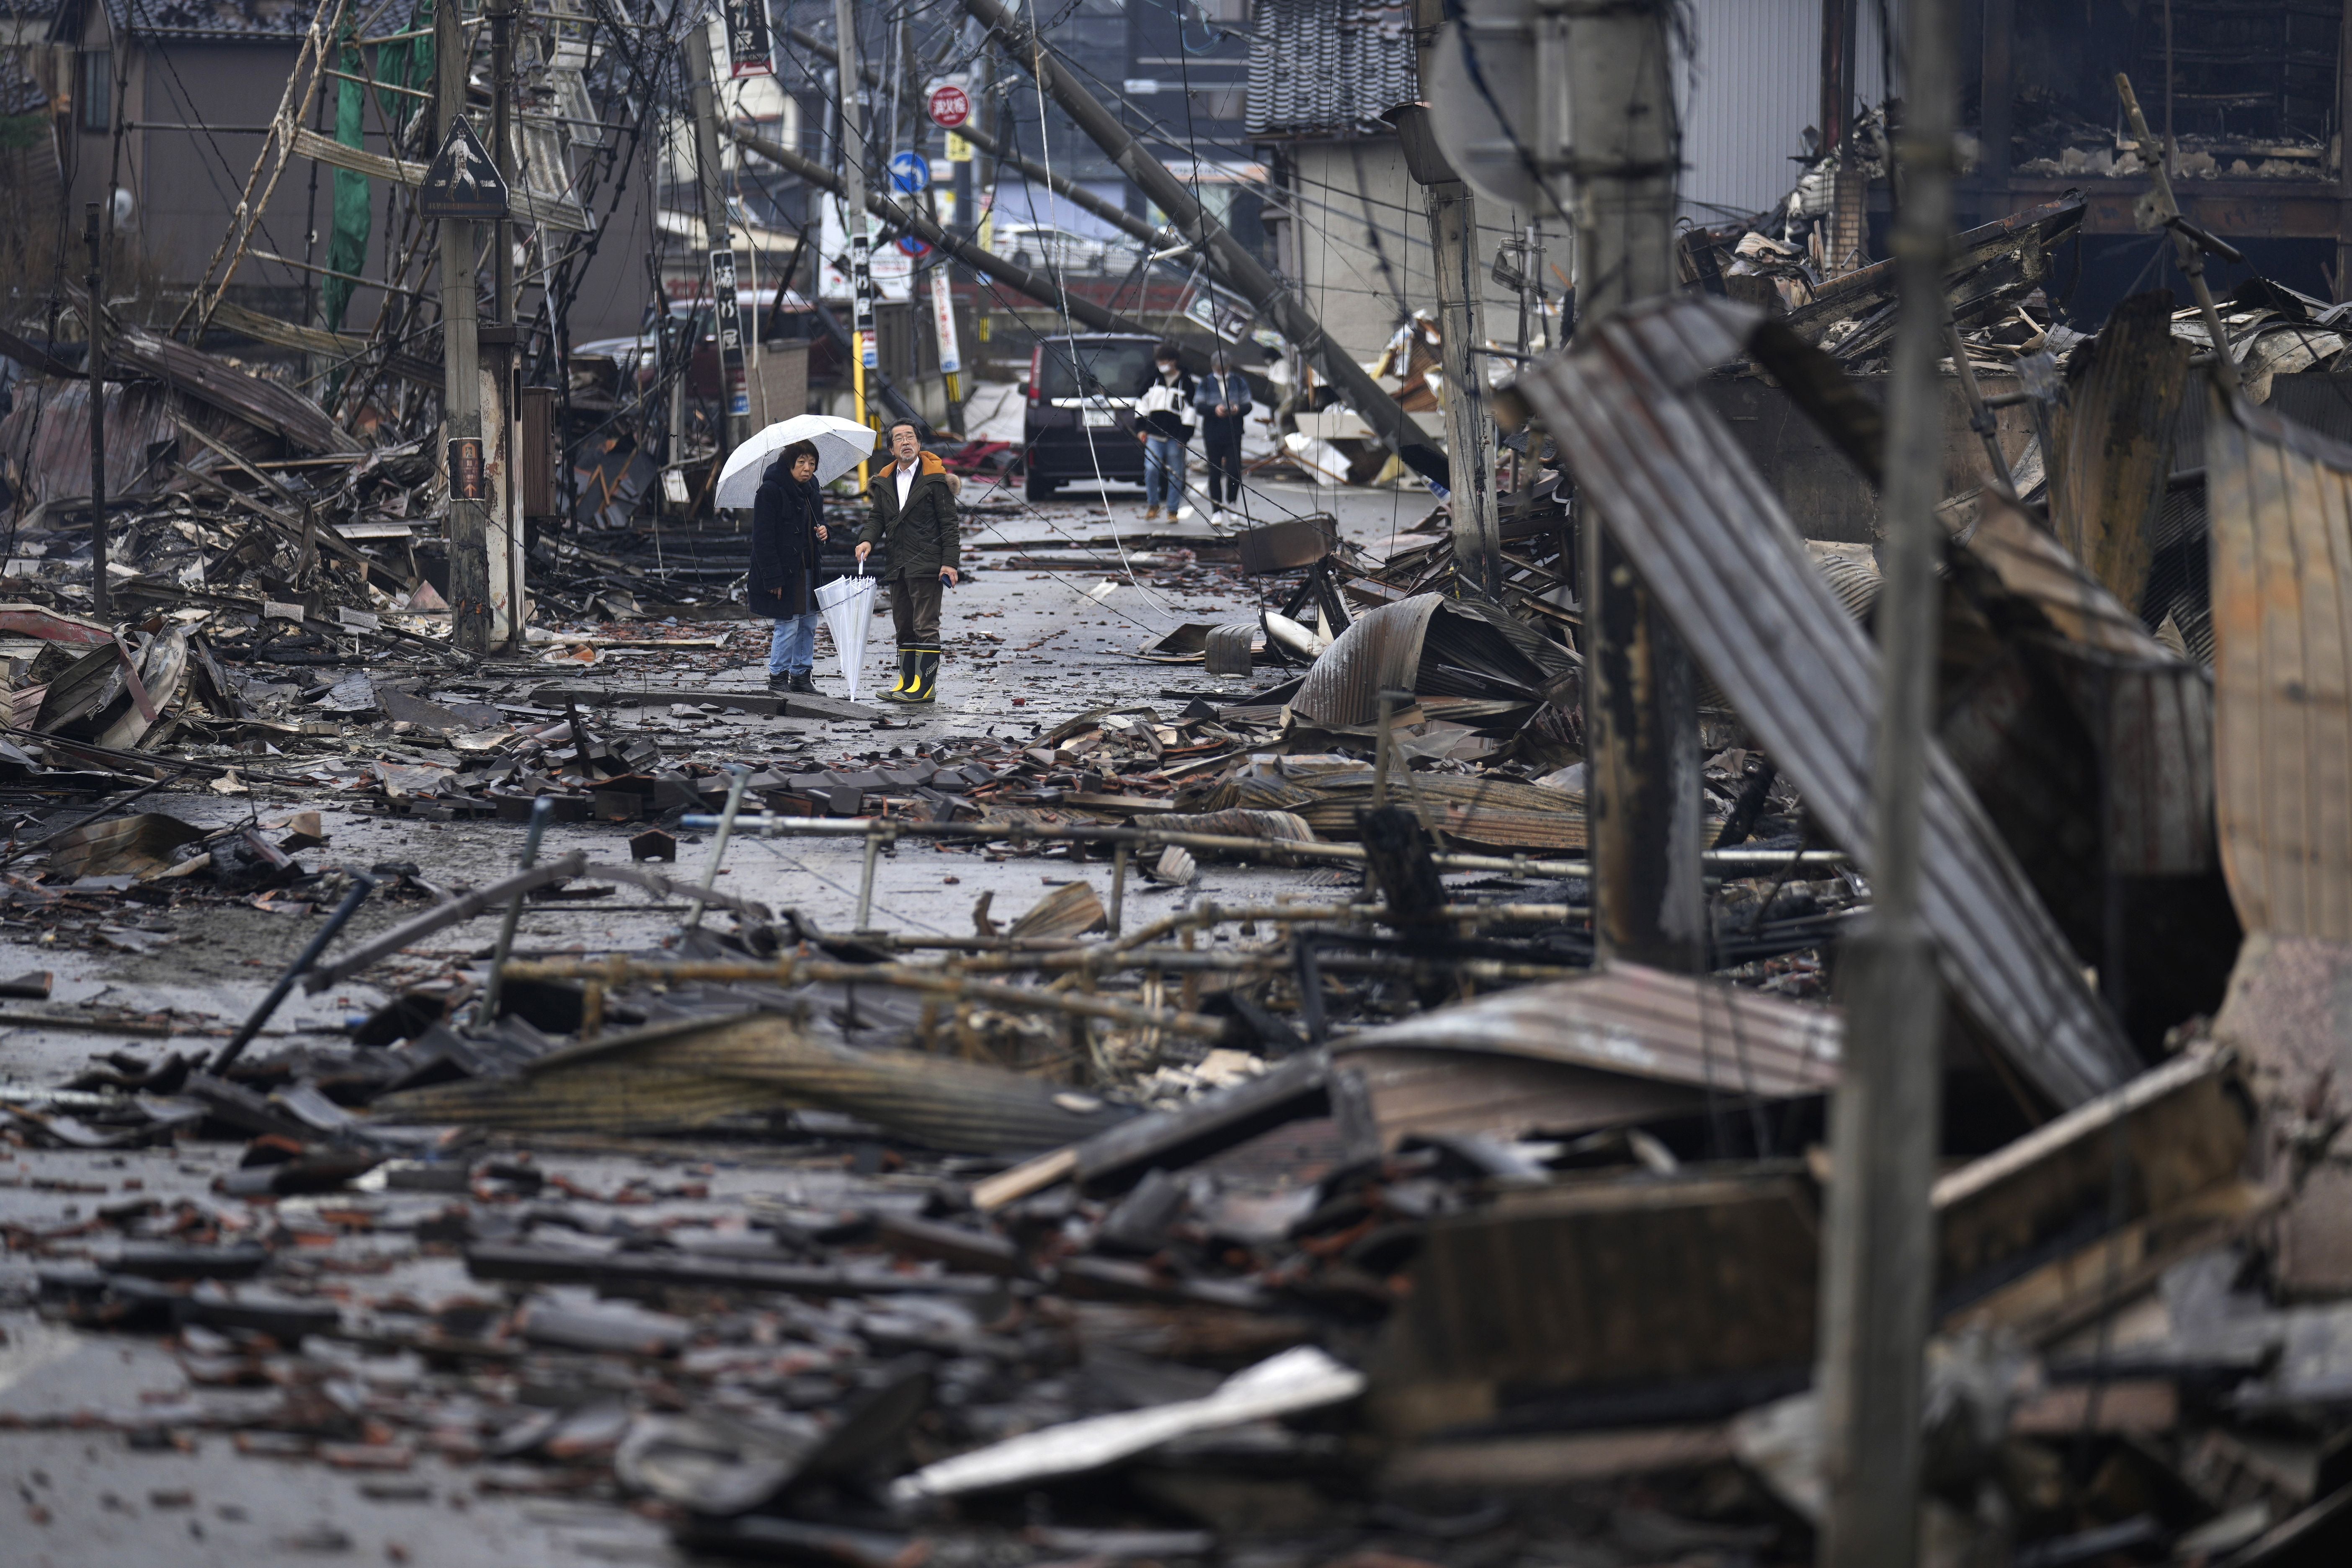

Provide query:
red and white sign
left=927, top=84, right=972, bottom=129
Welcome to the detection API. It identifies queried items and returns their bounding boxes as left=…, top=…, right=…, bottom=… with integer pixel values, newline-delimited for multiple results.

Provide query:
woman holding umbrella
left=751, top=440, right=828, bottom=693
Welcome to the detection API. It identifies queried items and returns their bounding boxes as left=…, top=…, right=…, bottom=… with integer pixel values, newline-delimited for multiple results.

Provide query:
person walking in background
left=1135, top=343, right=1194, bottom=523
left=751, top=439, right=827, bottom=694
left=1193, top=347, right=1250, bottom=525
left=856, top=418, right=962, bottom=705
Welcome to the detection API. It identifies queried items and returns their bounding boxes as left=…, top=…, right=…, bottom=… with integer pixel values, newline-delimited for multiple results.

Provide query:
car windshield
left=1037, top=339, right=1157, bottom=400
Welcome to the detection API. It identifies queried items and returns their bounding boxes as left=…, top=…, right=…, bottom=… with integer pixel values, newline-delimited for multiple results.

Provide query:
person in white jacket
left=1133, top=344, right=1194, bottom=522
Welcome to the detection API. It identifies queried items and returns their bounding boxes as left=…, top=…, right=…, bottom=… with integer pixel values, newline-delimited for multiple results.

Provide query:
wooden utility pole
left=836, top=0, right=877, bottom=482
left=437, top=0, right=492, bottom=655
left=1814, top=1, right=1957, bottom=1564
left=84, top=204, right=110, bottom=624
left=686, top=21, right=748, bottom=454
left=1573, top=0, right=1702, bottom=974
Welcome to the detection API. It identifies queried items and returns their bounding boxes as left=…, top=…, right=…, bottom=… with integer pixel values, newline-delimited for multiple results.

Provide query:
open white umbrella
left=815, top=562, right=879, bottom=702
left=714, top=415, right=877, bottom=509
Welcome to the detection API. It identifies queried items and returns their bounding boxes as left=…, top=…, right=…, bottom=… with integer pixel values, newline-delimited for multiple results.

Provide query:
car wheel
left=1025, top=471, right=1058, bottom=503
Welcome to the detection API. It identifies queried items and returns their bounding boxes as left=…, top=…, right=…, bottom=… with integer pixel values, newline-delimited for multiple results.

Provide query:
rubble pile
left=13, top=54, right=2352, bottom=1564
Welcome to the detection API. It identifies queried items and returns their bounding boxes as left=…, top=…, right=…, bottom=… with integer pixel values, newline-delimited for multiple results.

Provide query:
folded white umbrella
left=714, top=415, right=877, bottom=509
left=815, top=562, right=879, bottom=702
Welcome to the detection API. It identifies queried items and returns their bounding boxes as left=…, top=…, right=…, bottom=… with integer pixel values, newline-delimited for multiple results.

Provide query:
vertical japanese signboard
left=709, top=247, right=750, bottom=417
left=722, top=0, right=771, bottom=76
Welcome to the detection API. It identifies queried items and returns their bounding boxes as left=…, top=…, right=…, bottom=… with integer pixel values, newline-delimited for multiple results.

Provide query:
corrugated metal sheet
left=1292, top=593, right=1443, bottom=725
left=2205, top=384, right=2352, bottom=939
left=1519, top=295, right=2139, bottom=1109
left=1292, top=589, right=1565, bottom=727
left=1336, top=958, right=1841, bottom=1146
left=1676, top=0, right=1823, bottom=222
left=1248, top=0, right=1417, bottom=138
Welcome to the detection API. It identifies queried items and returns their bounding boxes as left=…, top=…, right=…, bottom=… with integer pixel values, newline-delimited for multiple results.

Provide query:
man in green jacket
left=855, top=418, right=962, bottom=704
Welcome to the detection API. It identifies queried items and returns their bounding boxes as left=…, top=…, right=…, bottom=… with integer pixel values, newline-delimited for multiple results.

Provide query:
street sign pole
left=836, top=0, right=876, bottom=481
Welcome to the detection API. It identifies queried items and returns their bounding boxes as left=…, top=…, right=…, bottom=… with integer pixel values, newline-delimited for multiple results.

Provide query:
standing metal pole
left=686, top=767, right=750, bottom=931
left=476, top=794, right=553, bottom=1026
left=438, top=0, right=491, bottom=656
left=1571, top=0, right=1702, bottom=975
left=1815, top=2, right=1957, bottom=1564
left=686, top=21, right=749, bottom=455
left=84, top=204, right=111, bottom=624
left=836, top=0, right=877, bottom=484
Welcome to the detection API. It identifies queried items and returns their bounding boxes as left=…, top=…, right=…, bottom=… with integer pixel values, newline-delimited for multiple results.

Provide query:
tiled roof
left=1247, top=0, right=1417, bottom=139
left=83, top=0, right=320, bottom=43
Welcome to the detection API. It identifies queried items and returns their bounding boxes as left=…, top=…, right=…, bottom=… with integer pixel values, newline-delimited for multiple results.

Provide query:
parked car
left=1020, top=334, right=1161, bottom=502
left=993, top=222, right=1146, bottom=278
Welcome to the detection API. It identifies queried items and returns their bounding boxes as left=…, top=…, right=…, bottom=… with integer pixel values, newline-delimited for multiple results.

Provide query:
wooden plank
left=1383, top=1426, right=1735, bottom=1487
left=1373, top=1173, right=1820, bottom=1409
left=530, top=683, right=879, bottom=723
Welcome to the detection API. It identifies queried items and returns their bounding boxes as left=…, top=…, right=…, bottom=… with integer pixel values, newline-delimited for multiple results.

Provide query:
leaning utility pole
left=1408, top=0, right=1501, bottom=596
left=437, top=0, right=492, bottom=655
left=686, top=22, right=748, bottom=454
left=782, top=23, right=1183, bottom=258
left=84, top=203, right=111, bottom=624
left=835, top=0, right=876, bottom=485
left=958, top=0, right=1449, bottom=488
left=1573, top=0, right=1702, bottom=974
left=1814, top=1, right=1957, bottom=1564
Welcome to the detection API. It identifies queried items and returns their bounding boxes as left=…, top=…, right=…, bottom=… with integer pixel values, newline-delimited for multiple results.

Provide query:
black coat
left=750, top=462, right=824, bottom=617
left=857, top=456, right=962, bottom=578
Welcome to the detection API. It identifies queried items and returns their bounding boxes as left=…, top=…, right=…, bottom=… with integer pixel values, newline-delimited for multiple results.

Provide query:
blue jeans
left=768, top=611, right=818, bottom=675
left=1144, top=435, right=1186, bottom=511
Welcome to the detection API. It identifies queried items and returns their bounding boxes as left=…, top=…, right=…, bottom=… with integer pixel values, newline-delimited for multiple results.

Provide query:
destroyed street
left=3, top=1, right=2352, bottom=1565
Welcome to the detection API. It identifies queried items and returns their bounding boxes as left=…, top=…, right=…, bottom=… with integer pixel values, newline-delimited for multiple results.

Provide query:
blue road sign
left=896, top=234, right=930, bottom=257
left=888, top=150, right=932, bottom=194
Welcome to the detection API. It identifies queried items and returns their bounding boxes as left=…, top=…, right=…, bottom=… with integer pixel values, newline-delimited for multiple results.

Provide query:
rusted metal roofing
left=2205, top=384, right=2352, bottom=939
left=1519, top=295, right=2139, bottom=1109
left=1952, top=499, right=2215, bottom=878
left=108, top=322, right=361, bottom=456
left=1334, top=959, right=1840, bottom=1145
left=2047, top=289, right=2191, bottom=611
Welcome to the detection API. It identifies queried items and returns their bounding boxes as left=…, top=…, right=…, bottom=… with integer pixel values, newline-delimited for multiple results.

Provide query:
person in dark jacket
left=1134, top=343, right=1194, bottom=522
left=856, top=418, right=962, bottom=704
left=751, top=440, right=827, bottom=693
left=1191, top=348, right=1250, bottom=523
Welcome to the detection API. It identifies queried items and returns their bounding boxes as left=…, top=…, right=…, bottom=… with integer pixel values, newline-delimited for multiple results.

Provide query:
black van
left=1019, top=334, right=1160, bottom=502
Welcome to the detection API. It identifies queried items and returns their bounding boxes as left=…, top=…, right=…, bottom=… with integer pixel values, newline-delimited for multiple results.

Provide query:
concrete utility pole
left=1409, top=0, right=1501, bottom=596
left=686, top=22, right=748, bottom=454
left=1814, top=1, right=1958, bottom=1564
left=485, top=0, right=523, bottom=651
left=84, top=204, right=110, bottom=624
left=437, top=0, right=492, bottom=655
left=835, top=0, right=876, bottom=487
left=1573, top=0, right=1702, bottom=974
left=958, top=0, right=1450, bottom=489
